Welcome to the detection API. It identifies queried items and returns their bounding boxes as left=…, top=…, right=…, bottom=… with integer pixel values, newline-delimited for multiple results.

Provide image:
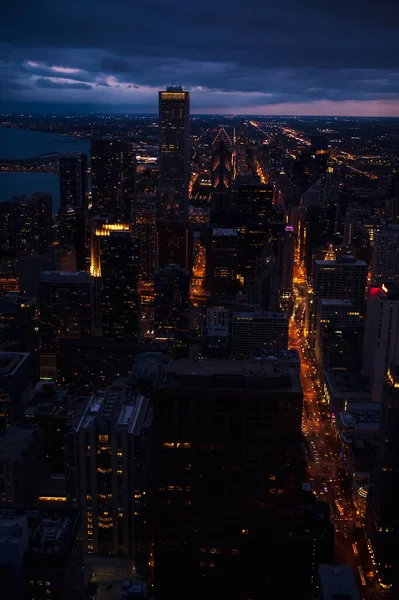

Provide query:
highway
left=289, top=258, right=384, bottom=599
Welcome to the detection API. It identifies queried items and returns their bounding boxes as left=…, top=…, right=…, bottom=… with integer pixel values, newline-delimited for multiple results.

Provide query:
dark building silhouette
left=1, top=194, right=53, bottom=253
left=150, top=357, right=304, bottom=599
left=206, top=227, right=238, bottom=300
left=0, top=352, right=34, bottom=430
left=154, top=264, right=190, bottom=340
left=237, top=182, right=273, bottom=215
left=17, top=245, right=76, bottom=299
left=310, top=135, right=328, bottom=181
left=99, top=230, right=140, bottom=341
left=159, top=86, right=190, bottom=219
left=156, top=220, right=192, bottom=270
left=0, top=294, right=38, bottom=354
left=211, top=126, right=233, bottom=214
left=59, top=153, right=88, bottom=211
left=91, top=140, right=136, bottom=219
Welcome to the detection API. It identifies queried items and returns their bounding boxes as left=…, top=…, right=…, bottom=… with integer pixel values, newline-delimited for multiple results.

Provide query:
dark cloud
left=35, top=77, right=92, bottom=90
left=0, top=0, right=398, bottom=112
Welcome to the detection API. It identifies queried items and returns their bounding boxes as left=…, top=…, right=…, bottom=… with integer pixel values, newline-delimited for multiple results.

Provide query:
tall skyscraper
left=367, top=363, right=399, bottom=592
left=154, top=264, right=190, bottom=340
left=371, top=225, right=399, bottom=287
left=132, top=208, right=156, bottom=284
left=150, top=357, right=304, bottom=599
left=363, top=285, right=399, bottom=402
left=206, top=228, right=239, bottom=299
left=158, top=86, right=190, bottom=219
left=211, top=126, right=233, bottom=214
left=1, top=194, right=53, bottom=253
left=99, top=230, right=140, bottom=341
left=59, top=153, right=88, bottom=211
left=310, top=135, right=328, bottom=181
left=91, top=140, right=136, bottom=219
left=156, top=220, right=192, bottom=270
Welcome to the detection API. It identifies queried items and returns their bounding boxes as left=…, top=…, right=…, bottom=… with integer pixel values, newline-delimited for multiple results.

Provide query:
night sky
left=1, top=0, right=398, bottom=116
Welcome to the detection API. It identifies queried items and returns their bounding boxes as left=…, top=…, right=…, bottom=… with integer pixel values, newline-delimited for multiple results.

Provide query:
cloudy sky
left=0, top=0, right=398, bottom=116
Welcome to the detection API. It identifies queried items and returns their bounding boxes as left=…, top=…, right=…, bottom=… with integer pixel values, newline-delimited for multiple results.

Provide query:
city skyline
left=0, top=1, right=398, bottom=116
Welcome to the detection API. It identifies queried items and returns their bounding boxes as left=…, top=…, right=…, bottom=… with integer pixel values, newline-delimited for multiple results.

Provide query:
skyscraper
left=367, top=363, right=399, bottom=592
left=158, top=86, right=190, bottom=219
left=206, top=228, right=239, bottom=299
left=2, top=194, right=53, bottom=253
left=310, top=135, right=328, bottom=181
left=154, top=264, right=190, bottom=340
left=59, top=153, right=88, bottom=211
left=371, top=225, right=399, bottom=287
left=231, top=310, right=288, bottom=358
left=91, top=140, right=136, bottom=219
left=211, top=126, right=233, bottom=214
left=363, top=285, right=399, bottom=402
left=99, top=230, right=140, bottom=341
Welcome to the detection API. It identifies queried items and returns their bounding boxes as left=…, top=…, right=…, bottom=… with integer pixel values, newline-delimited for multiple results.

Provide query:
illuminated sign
left=285, top=225, right=294, bottom=232
left=382, top=284, right=388, bottom=294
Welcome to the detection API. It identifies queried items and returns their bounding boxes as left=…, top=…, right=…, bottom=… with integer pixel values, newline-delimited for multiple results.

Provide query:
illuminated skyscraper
left=59, top=153, right=88, bottom=211
left=91, top=140, right=136, bottom=219
left=211, top=126, right=233, bottom=214
left=158, top=86, right=190, bottom=219
left=371, top=225, right=399, bottom=287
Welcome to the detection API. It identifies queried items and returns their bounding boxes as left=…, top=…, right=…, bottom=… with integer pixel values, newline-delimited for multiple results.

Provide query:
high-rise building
left=132, top=208, right=156, bottom=283
left=206, top=307, right=229, bottom=329
left=39, top=271, right=93, bottom=353
left=154, top=264, right=190, bottom=340
left=371, top=225, right=399, bottom=287
left=0, top=506, right=84, bottom=600
left=231, top=310, right=288, bottom=358
left=150, top=357, right=303, bottom=599
left=366, top=363, right=399, bottom=592
left=277, top=226, right=295, bottom=303
left=91, top=140, right=136, bottom=219
left=17, top=244, right=76, bottom=299
left=0, top=351, right=34, bottom=430
left=0, top=294, right=38, bottom=354
left=159, top=86, right=190, bottom=219
left=156, top=220, right=192, bottom=270
left=59, top=153, right=88, bottom=211
left=206, top=228, right=238, bottom=299
left=0, top=425, right=44, bottom=504
left=317, top=565, right=360, bottom=600
left=363, top=285, right=399, bottom=402
left=67, top=354, right=164, bottom=557
left=58, top=207, right=87, bottom=270
left=211, top=126, right=233, bottom=215
left=2, top=194, right=53, bottom=253
left=310, top=135, right=328, bottom=181
left=99, top=231, right=139, bottom=341
left=237, top=182, right=273, bottom=215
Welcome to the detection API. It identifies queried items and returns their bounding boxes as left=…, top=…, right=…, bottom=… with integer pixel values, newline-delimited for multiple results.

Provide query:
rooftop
left=0, top=426, right=40, bottom=463
left=212, top=228, right=237, bottom=237
left=324, top=368, right=371, bottom=397
left=0, top=507, right=80, bottom=556
left=318, top=564, right=360, bottom=600
left=233, top=311, right=288, bottom=320
left=0, top=352, right=30, bottom=378
left=39, top=271, right=91, bottom=284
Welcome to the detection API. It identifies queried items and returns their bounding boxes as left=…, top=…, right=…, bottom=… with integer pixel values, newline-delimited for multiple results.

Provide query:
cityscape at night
left=1, top=2, right=399, bottom=600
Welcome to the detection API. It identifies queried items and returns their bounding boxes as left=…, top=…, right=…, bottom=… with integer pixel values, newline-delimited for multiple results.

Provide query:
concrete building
left=323, top=368, right=371, bottom=415
left=0, top=425, right=44, bottom=504
left=363, top=285, right=399, bottom=402
left=0, top=352, right=34, bottom=430
left=231, top=310, right=288, bottom=358
left=0, top=506, right=84, bottom=600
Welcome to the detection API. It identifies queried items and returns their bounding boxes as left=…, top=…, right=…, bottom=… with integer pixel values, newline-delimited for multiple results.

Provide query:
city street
left=289, top=260, right=384, bottom=600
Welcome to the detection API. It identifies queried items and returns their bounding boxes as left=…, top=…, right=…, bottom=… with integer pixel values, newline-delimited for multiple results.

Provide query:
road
left=289, top=258, right=385, bottom=600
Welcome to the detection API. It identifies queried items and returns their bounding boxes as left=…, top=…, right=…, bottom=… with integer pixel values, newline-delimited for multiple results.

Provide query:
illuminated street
left=289, top=259, right=384, bottom=600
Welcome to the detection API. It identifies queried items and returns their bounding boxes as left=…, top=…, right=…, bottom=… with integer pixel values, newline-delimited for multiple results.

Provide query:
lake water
left=0, top=127, right=91, bottom=212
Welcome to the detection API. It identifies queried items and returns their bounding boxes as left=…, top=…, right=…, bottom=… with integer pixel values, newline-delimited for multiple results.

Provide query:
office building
left=156, top=220, right=192, bottom=270
left=317, top=565, right=360, bottom=600
left=154, top=264, right=190, bottom=340
left=315, top=299, right=364, bottom=371
left=150, top=357, right=303, bottom=599
left=159, top=86, right=190, bottom=219
left=250, top=244, right=280, bottom=312
left=67, top=355, right=163, bottom=556
left=206, top=306, right=229, bottom=329
left=231, top=310, right=288, bottom=358
left=58, top=207, right=87, bottom=270
left=2, top=194, right=53, bottom=253
left=277, top=226, right=295, bottom=302
left=17, top=244, right=76, bottom=299
left=97, top=230, right=140, bottom=342
left=59, top=153, right=88, bottom=211
left=25, top=381, right=87, bottom=474
left=211, top=126, right=233, bottom=214
left=132, top=208, right=156, bottom=283
left=206, top=228, right=238, bottom=299
left=0, top=352, right=34, bottom=430
left=0, top=294, right=38, bottom=354
left=367, top=364, right=399, bottom=592
left=310, top=135, right=328, bottom=181
left=0, top=425, right=44, bottom=504
left=371, top=225, right=399, bottom=287
left=363, top=285, right=399, bottom=402
left=0, top=506, right=84, bottom=600
left=39, top=271, right=93, bottom=352
left=323, top=368, right=371, bottom=415
left=313, top=256, right=367, bottom=306
left=237, top=182, right=273, bottom=216
left=91, top=140, right=136, bottom=219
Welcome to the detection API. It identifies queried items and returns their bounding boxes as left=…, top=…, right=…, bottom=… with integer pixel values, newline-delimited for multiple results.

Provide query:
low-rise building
left=323, top=368, right=371, bottom=416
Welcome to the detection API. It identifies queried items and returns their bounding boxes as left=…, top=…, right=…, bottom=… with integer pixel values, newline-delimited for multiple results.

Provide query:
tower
left=211, top=126, right=233, bottom=214
left=371, top=225, right=399, bottom=287
left=158, top=86, right=190, bottom=219
left=59, top=153, right=88, bottom=211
